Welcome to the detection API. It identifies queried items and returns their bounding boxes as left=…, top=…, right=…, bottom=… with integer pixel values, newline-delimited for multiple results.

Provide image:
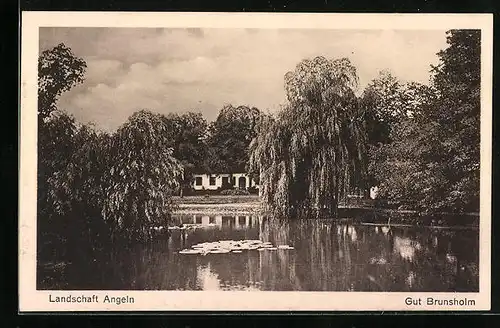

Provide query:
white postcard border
left=19, top=11, right=493, bottom=312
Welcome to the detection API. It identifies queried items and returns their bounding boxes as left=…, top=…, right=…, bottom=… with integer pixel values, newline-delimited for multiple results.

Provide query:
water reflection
left=53, top=214, right=479, bottom=292
left=197, top=264, right=221, bottom=290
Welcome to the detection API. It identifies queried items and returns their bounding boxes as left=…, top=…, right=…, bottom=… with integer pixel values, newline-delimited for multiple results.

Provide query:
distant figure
left=370, top=186, right=379, bottom=200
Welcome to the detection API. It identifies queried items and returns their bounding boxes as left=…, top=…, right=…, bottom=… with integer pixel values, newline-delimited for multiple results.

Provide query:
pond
left=43, top=214, right=479, bottom=292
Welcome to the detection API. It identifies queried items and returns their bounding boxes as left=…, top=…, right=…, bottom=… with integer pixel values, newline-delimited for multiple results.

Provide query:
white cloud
left=43, top=27, right=448, bottom=132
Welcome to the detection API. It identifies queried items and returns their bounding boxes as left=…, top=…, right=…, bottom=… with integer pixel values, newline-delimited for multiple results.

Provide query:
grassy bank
left=172, top=195, right=260, bottom=204
left=173, top=195, right=263, bottom=215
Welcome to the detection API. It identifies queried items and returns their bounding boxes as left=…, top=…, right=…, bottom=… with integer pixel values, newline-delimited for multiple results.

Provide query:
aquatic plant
left=178, top=239, right=294, bottom=255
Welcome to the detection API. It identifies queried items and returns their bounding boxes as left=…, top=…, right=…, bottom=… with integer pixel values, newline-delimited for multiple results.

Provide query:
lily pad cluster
left=178, top=239, right=294, bottom=255
left=166, top=223, right=217, bottom=231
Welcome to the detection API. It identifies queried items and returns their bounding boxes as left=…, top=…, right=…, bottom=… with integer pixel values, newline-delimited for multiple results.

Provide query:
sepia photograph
left=19, top=12, right=492, bottom=311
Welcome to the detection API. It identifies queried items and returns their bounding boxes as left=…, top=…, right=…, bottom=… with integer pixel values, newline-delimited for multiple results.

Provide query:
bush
left=247, top=186, right=259, bottom=195
left=220, top=188, right=250, bottom=196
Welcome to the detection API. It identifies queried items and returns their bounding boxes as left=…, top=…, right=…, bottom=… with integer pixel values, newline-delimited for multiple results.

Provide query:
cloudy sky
left=39, top=27, right=448, bottom=132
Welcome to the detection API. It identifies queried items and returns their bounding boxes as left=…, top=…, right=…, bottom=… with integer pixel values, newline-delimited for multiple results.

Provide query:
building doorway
left=238, top=176, right=246, bottom=189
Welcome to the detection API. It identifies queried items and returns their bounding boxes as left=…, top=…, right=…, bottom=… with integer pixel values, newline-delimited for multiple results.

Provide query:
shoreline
left=172, top=198, right=479, bottom=227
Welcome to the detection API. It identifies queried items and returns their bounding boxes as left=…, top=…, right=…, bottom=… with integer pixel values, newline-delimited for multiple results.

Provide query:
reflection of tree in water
left=285, top=220, right=342, bottom=290
left=76, top=215, right=479, bottom=292
left=354, top=226, right=396, bottom=291
left=197, top=252, right=259, bottom=290
left=259, top=219, right=479, bottom=292
left=256, top=217, right=299, bottom=290
left=372, top=227, right=479, bottom=292
left=104, top=241, right=201, bottom=290
left=196, top=264, right=221, bottom=290
left=257, top=219, right=398, bottom=291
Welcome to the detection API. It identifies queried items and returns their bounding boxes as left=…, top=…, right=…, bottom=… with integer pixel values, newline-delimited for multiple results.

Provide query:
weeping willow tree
left=249, top=57, right=367, bottom=219
left=102, top=110, right=184, bottom=242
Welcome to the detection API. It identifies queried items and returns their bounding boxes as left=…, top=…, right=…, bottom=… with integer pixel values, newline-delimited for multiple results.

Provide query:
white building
left=192, top=214, right=260, bottom=230
left=192, top=173, right=259, bottom=191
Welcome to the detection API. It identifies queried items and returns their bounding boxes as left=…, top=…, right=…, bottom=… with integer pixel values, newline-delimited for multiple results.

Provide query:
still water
left=55, top=214, right=479, bottom=292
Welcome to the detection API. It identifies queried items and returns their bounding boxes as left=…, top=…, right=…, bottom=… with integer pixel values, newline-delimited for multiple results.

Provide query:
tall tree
left=429, top=29, right=481, bottom=211
left=37, top=43, right=87, bottom=264
left=103, top=110, right=184, bottom=242
left=46, top=124, right=112, bottom=263
left=250, top=56, right=366, bottom=218
left=361, top=70, right=435, bottom=146
left=206, top=104, right=261, bottom=173
left=37, top=111, right=79, bottom=264
left=162, top=112, right=209, bottom=196
left=360, top=71, right=436, bottom=187
left=372, top=30, right=480, bottom=213
left=37, top=43, right=87, bottom=212
left=38, top=43, right=87, bottom=123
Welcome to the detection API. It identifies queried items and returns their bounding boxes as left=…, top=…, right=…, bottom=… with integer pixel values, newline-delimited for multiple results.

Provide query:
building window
left=209, top=176, right=216, bottom=186
left=222, top=176, right=229, bottom=186
left=195, top=177, right=203, bottom=186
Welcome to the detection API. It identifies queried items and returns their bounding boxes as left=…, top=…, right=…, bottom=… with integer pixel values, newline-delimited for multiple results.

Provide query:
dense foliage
left=250, top=57, right=367, bottom=218
left=37, top=29, right=482, bottom=276
left=38, top=43, right=87, bottom=123
left=37, top=46, right=184, bottom=273
left=162, top=112, right=209, bottom=196
left=249, top=30, right=480, bottom=217
left=39, top=110, right=184, bottom=263
left=103, top=111, right=183, bottom=242
left=43, top=120, right=112, bottom=263
left=366, top=30, right=480, bottom=213
left=205, top=104, right=261, bottom=173
left=430, top=30, right=480, bottom=212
